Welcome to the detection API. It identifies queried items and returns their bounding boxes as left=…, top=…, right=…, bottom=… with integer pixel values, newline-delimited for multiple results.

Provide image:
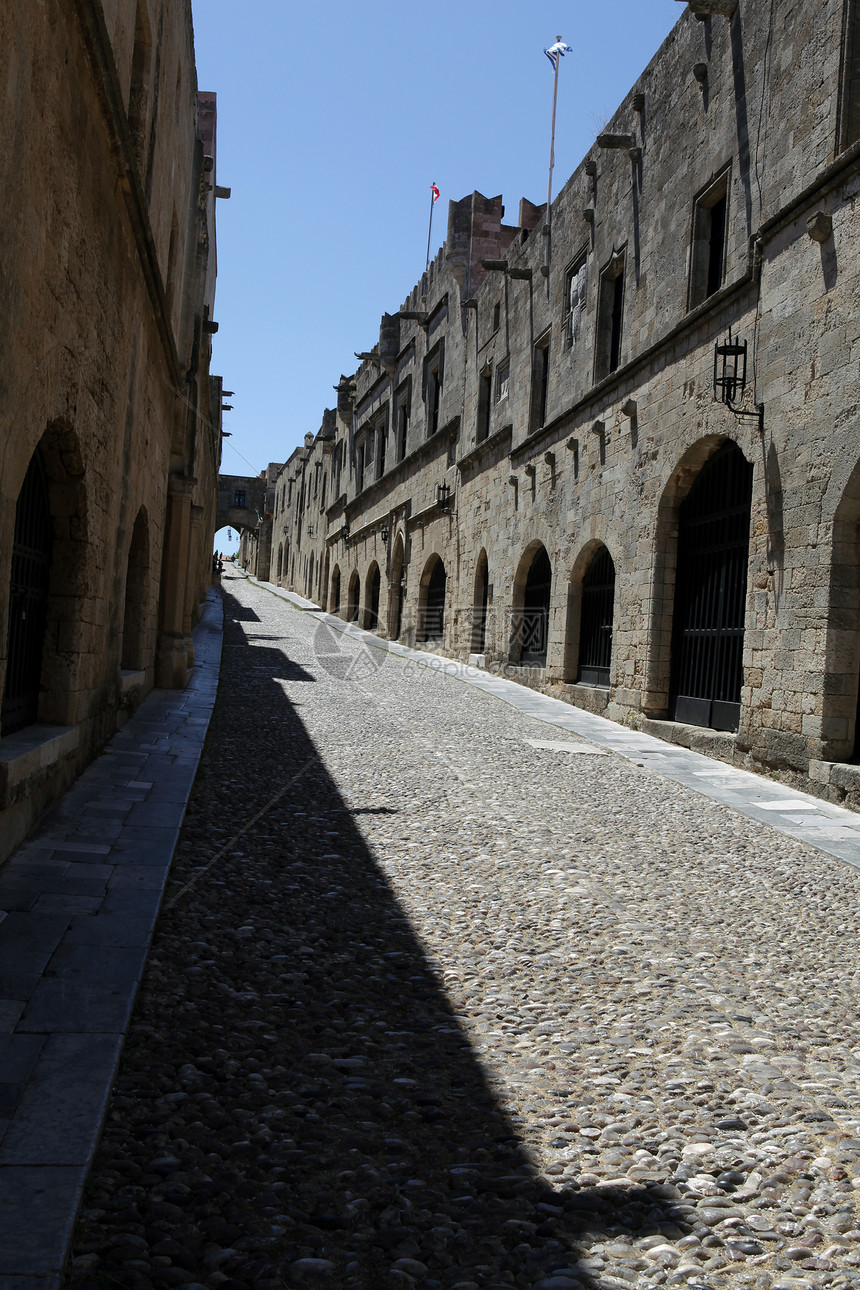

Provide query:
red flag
left=430, top=183, right=440, bottom=202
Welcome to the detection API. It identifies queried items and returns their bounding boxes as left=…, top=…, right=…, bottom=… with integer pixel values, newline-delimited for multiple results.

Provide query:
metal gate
left=423, top=560, right=446, bottom=641
left=670, top=442, right=752, bottom=732
left=368, top=566, right=380, bottom=628
left=522, top=546, right=552, bottom=664
left=2, top=453, right=52, bottom=735
left=578, top=546, right=615, bottom=686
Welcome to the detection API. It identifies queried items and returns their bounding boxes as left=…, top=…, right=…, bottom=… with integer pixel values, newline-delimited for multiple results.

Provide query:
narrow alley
left=65, top=568, right=860, bottom=1290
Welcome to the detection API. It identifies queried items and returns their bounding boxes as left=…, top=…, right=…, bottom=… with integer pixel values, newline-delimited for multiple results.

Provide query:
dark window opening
left=689, top=171, right=730, bottom=308
left=376, top=422, right=386, bottom=479
left=596, top=252, right=625, bottom=380
left=428, top=368, right=442, bottom=435
left=356, top=443, right=365, bottom=493
left=609, top=274, right=624, bottom=373
left=2, top=452, right=52, bottom=735
left=397, top=398, right=409, bottom=461
left=578, top=547, right=615, bottom=686
left=477, top=369, right=492, bottom=443
left=493, top=301, right=501, bottom=331
left=706, top=194, right=727, bottom=297
left=521, top=546, right=552, bottom=666
left=531, top=339, right=550, bottom=430
left=233, top=488, right=245, bottom=508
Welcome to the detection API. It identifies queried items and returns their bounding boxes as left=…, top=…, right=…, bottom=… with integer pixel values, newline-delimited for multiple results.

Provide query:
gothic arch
left=1, top=422, right=89, bottom=733
left=647, top=437, right=753, bottom=731
left=510, top=541, right=552, bottom=666
left=347, top=570, right=360, bottom=622
left=471, top=548, right=489, bottom=654
left=418, top=554, right=446, bottom=643
left=564, top=540, right=616, bottom=686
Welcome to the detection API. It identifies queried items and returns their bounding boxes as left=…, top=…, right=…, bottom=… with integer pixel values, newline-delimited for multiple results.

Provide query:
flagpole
left=545, top=38, right=561, bottom=263
left=426, top=186, right=436, bottom=271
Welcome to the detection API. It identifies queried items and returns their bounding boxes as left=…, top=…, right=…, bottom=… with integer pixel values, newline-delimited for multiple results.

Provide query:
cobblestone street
left=67, top=568, right=860, bottom=1290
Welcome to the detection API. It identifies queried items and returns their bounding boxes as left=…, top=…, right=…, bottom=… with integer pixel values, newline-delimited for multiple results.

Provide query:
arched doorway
left=388, top=536, right=405, bottom=640
left=520, top=545, right=552, bottom=665
left=472, top=549, right=489, bottom=654
left=420, top=556, right=446, bottom=642
left=347, top=571, right=360, bottom=622
left=276, top=543, right=283, bottom=582
left=365, top=562, right=381, bottom=630
left=577, top=546, right=615, bottom=686
left=307, top=551, right=315, bottom=600
left=330, top=565, right=341, bottom=615
left=121, top=508, right=150, bottom=672
left=670, top=441, right=753, bottom=731
left=2, top=450, right=52, bottom=734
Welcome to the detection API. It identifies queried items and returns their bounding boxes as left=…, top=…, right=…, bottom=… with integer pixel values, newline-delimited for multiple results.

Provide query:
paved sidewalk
left=0, top=590, right=222, bottom=1290
left=244, top=572, right=860, bottom=874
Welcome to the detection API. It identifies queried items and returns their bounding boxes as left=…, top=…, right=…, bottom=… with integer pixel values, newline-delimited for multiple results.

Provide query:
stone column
left=156, top=476, right=194, bottom=688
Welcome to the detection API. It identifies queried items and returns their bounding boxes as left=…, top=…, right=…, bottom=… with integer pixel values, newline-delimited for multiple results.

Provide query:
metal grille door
left=578, top=547, right=615, bottom=686
left=2, top=454, right=52, bottom=734
left=423, top=561, right=446, bottom=641
left=522, top=547, right=552, bottom=664
left=671, top=442, right=752, bottom=732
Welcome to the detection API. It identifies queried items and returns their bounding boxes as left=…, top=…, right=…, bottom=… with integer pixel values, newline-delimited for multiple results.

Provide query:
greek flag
left=545, top=38, right=573, bottom=69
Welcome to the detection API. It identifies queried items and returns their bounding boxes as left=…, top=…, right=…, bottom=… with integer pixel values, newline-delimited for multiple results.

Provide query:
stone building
left=0, top=0, right=224, bottom=861
left=273, top=0, right=860, bottom=807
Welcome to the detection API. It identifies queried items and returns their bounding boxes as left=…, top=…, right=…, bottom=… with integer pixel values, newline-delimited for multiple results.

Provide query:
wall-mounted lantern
left=342, top=523, right=350, bottom=543
left=713, top=328, right=764, bottom=433
left=380, top=523, right=389, bottom=543
left=435, top=482, right=451, bottom=509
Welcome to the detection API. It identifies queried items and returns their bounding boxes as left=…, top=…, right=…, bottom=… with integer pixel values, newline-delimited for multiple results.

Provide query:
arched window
left=521, top=546, right=552, bottom=665
left=670, top=441, right=753, bottom=731
left=2, top=451, right=52, bottom=734
left=577, top=546, right=615, bottom=686
left=420, top=557, right=446, bottom=642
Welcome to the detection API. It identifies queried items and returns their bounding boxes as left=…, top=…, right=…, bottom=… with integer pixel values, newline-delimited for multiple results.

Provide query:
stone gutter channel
left=245, top=572, right=860, bottom=875
left=0, top=590, right=222, bottom=1289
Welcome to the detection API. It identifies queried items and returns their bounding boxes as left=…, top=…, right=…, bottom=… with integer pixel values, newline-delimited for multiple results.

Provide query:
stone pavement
left=59, top=568, right=860, bottom=1290
left=246, top=573, right=860, bottom=874
left=0, top=590, right=222, bottom=1290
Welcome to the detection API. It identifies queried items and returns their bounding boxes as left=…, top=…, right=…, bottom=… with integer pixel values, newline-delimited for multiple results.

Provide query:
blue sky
left=193, top=1, right=682, bottom=490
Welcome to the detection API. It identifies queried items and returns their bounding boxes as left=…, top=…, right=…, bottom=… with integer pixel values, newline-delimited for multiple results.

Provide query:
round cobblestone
left=65, top=571, right=860, bottom=1289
